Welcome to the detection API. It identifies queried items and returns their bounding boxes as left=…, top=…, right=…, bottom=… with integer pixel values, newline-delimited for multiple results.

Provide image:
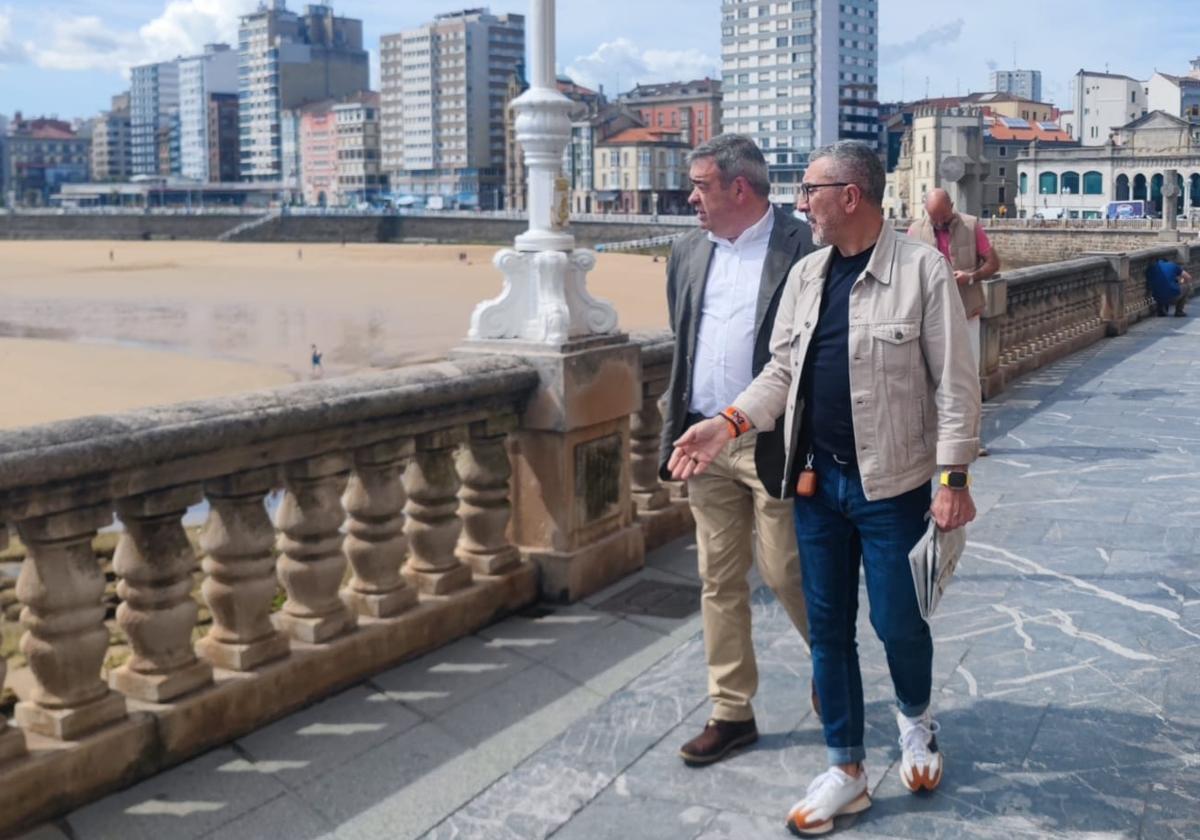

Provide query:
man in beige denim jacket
left=670, top=141, right=981, bottom=836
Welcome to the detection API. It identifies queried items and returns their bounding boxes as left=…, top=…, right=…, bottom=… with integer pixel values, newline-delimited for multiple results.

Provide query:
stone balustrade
left=978, top=241, right=1200, bottom=397
left=629, top=331, right=693, bottom=550
left=0, top=357, right=550, bottom=830
left=0, top=334, right=709, bottom=833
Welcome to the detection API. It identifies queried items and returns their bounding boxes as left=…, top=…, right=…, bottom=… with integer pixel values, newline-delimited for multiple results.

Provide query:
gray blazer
left=659, top=206, right=815, bottom=497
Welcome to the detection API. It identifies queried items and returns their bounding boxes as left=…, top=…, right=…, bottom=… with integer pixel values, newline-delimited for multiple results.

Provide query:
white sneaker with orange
left=784, top=766, right=870, bottom=836
left=897, top=709, right=943, bottom=792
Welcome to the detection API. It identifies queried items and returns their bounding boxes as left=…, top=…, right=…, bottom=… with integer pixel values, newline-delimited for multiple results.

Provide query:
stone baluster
left=196, top=469, right=289, bottom=671
left=404, top=428, right=472, bottom=595
left=0, top=526, right=25, bottom=762
left=629, top=386, right=670, bottom=514
left=275, top=454, right=355, bottom=643
left=455, top=418, right=520, bottom=577
left=342, top=438, right=419, bottom=618
left=110, top=486, right=212, bottom=702
left=15, top=504, right=126, bottom=740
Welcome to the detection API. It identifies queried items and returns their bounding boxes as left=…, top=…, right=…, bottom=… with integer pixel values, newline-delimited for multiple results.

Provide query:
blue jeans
left=792, top=449, right=933, bottom=766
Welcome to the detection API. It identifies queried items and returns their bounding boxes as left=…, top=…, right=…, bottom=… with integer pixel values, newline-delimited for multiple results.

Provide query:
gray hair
left=687, top=134, right=771, bottom=198
left=808, top=140, right=885, bottom=206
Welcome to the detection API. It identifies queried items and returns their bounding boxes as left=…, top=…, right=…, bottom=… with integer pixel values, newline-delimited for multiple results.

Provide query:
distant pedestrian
left=908, top=189, right=1000, bottom=372
left=297, top=248, right=303, bottom=261
left=909, top=188, right=999, bottom=456
left=1147, top=258, right=1192, bottom=317
left=311, top=344, right=323, bottom=377
left=108, top=249, right=114, bottom=262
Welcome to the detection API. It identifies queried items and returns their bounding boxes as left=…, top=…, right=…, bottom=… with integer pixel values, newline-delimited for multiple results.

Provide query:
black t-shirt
left=799, top=245, right=874, bottom=463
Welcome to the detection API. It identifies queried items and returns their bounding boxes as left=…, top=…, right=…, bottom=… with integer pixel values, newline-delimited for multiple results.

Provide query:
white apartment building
left=130, top=61, right=180, bottom=176
left=1146, top=63, right=1200, bottom=123
left=720, top=0, right=879, bottom=203
left=380, top=8, right=525, bottom=208
left=989, top=69, right=1042, bottom=103
left=238, top=1, right=369, bottom=182
left=1071, top=70, right=1147, bottom=146
left=178, top=44, right=239, bottom=182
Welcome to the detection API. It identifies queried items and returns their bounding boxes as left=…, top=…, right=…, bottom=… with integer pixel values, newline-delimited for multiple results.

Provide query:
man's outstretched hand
left=668, top=417, right=734, bottom=481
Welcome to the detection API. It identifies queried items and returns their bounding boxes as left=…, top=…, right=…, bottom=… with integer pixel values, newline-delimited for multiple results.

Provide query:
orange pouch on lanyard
left=796, top=451, right=817, bottom=497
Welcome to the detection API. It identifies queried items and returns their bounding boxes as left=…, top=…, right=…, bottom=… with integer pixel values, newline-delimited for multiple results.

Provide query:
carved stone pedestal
left=457, top=335, right=645, bottom=602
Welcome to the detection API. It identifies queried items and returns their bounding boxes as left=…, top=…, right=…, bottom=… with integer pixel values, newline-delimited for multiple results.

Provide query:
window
left=1039, top=172, right=1058, bottom=194
left=998, top=167, right=1006, bottom=177
left=1060, top=171, right=1080, bottom=194
left=1019, top=172, right=1028, bottom=195
left=998, top=187, right=1006, bottom=204
left=998, top=146, right=1007, bottom=157
left=1131, top=90, right=1136, bottom=103
left=1082, top=171, right=1103, bottom=194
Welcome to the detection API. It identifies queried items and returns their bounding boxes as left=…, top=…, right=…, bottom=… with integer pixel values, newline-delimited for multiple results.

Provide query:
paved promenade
left=20, top=313, right=1200, bottom=839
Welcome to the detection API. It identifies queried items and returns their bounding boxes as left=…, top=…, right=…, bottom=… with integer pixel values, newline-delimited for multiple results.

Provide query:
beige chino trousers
left=687, top=431, right=810, bottom=723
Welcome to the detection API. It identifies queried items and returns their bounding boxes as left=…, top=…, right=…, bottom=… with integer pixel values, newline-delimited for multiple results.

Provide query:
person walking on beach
left=670, top=141, right=981, bottom=836
left=660, top=134, right=817, bottom=767
left=311, top=344, right=323, bottom=377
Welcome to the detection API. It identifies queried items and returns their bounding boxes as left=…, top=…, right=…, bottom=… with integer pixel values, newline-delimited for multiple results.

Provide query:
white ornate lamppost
left=468, top=0, right=618, bottom=345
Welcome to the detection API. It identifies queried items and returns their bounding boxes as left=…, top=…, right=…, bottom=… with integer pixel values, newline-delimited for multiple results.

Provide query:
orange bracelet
left=720, top=406, right=753, bottom=437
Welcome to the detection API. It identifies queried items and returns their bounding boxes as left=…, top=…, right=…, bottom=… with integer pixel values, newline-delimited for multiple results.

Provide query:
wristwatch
left=939, top=470, right=971, bottom=490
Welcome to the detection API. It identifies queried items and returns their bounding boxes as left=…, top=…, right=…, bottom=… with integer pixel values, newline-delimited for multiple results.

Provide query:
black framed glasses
left=798, top=181, right=851, bottom=200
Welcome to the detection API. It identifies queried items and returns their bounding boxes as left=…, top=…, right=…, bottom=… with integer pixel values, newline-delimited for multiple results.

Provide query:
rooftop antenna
left=924, top=76, right=930, bottom=99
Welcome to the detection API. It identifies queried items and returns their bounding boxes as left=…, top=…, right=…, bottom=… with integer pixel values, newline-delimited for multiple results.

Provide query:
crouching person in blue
left=1147, top=258, right=1193, bottom=317
left=668, top=140, right=982, bottom=836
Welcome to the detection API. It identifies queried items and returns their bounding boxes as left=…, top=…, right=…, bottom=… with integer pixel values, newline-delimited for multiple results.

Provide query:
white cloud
left=565, top=38, right=716, bottom=95
left=0, top=8, right=30, bottom=64
left=31, top=0, right=255, bottom=73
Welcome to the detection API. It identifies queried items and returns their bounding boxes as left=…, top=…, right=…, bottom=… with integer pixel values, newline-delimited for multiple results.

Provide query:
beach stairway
left=218, top=210, right=282, bottom=242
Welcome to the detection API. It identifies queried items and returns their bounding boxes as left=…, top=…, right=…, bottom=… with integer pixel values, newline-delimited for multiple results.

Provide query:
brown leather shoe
left=679, top=718, right=758, bottom=766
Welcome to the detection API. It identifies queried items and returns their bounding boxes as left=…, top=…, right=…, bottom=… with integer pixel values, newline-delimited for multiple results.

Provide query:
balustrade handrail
left=631, top=330, right=674, bottom=371
left=1000, top=256, right=1112, bottom=290
left=0, top=357, right=539, bottom=512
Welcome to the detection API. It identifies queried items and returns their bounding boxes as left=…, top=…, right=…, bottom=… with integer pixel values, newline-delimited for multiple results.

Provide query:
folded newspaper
left=908, top=518, right=966, bottom=621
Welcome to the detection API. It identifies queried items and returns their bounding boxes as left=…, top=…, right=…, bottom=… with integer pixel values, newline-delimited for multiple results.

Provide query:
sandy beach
left=0, top=241, right=670, bottom=429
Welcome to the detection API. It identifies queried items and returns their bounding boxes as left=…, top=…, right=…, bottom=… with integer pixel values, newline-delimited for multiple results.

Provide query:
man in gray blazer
left=659, top=134, right=816, bottom=766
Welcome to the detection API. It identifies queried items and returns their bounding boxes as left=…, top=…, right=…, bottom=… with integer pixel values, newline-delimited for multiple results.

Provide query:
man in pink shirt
left=908, top=189, right=999, bottom=455
left=907, top=189, right=1000, bottom=362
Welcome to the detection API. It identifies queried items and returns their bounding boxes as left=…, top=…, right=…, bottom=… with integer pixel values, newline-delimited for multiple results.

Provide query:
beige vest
left=911, top=213, right=985, bottom=317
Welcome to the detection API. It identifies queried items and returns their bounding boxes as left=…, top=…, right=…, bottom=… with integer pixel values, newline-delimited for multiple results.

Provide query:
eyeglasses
left=798, top=181, right=851, bottom=200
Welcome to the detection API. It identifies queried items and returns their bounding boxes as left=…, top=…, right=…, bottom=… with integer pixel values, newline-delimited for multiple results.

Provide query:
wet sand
left=0, top=241, right=670, bottom=429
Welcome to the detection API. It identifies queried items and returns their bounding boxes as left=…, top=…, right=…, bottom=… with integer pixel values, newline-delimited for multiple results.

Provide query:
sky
left=0, top=0, right=1198, bottom=122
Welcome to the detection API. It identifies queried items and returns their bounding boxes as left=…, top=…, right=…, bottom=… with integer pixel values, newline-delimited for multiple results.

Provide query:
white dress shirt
left=689, top=207, right=775, bottom=417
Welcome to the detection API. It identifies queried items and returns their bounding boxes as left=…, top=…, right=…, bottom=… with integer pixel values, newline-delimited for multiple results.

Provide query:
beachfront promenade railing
left=16, top=205, right=701, bottom=227
left=979, top=241, right=1199, bottom=396
left=0, top=337, right=690, bottom=832
left=0, top=241, right=1197, bottom=831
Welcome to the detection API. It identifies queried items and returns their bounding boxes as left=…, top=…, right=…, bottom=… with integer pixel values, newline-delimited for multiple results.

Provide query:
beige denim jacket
left=733, top=221, right=981, bottom=501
